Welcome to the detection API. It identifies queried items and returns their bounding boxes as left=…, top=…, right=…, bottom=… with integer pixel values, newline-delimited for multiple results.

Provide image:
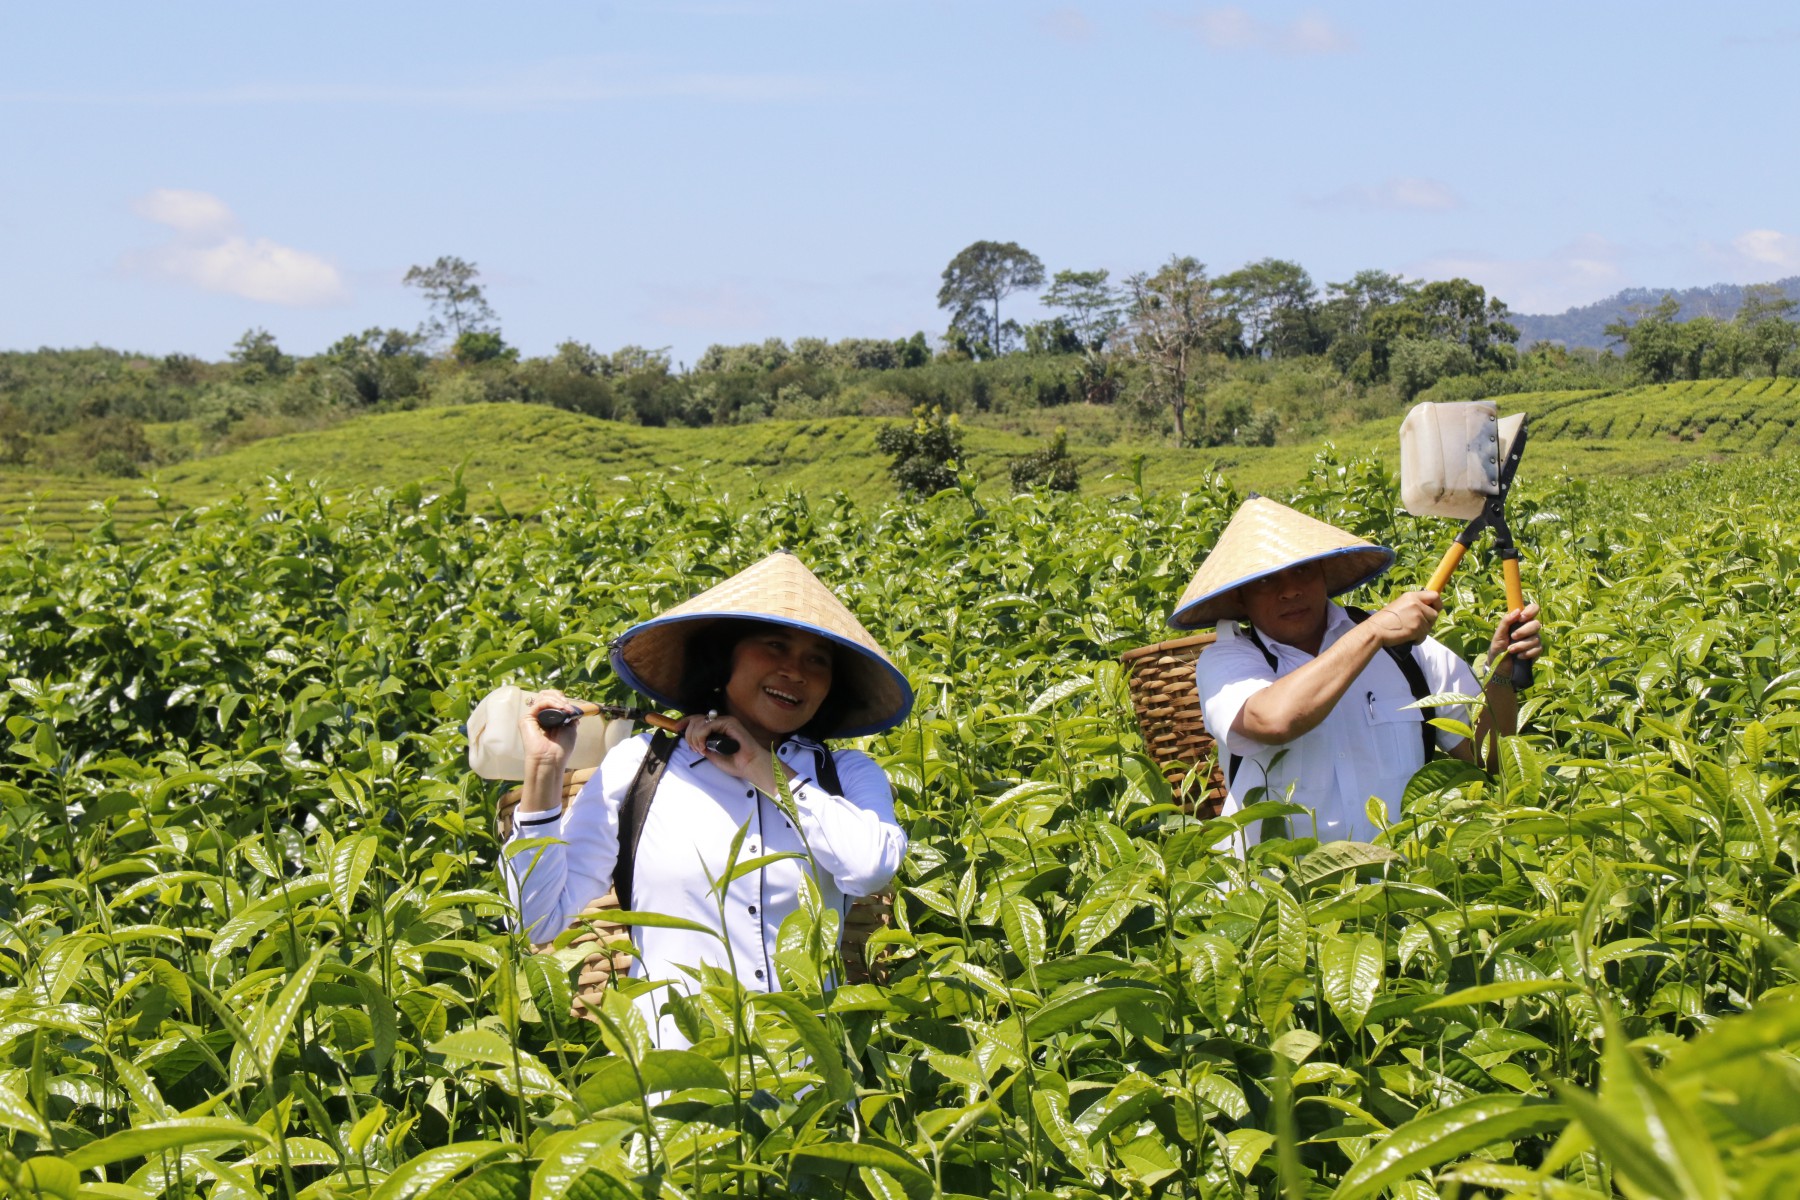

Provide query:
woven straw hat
left=1169, top=497, right=1394, bottom=629
left=610, top=550, right=913, bottom=738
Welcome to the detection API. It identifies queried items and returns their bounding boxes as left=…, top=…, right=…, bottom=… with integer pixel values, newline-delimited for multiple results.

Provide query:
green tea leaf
left=1329, top=1097, right=1568, bottom=1199
left=753, top=990, right=854, bottom=1104
left=1027, top=980, right=1167, bottom=1038
left=61, top=1117, right=274, bottom=1170
left=1188, top=935, right=1243, bottom=1029
left=329, top=832, right=378, bottom=922
left=1419, top=979, right=1579, bottom=1010
left=372, top=1142, right=510, bottom=1200
left=1292, top=841, right=1401, bottom=887
left=581, top=1050, right=729, bottom=1110
left=999, top=894, right=1046, bottom=990
left=789, top=1140, right=933, bottom=1200
left=1320, top=932, right=1383, bottom=1035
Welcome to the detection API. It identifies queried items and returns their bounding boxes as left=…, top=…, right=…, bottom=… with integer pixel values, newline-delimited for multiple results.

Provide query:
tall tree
left=1215, top=258, right=1321, bottom=358
left=1737, top=284, right=1799, bottom=376
left=1041, top=269, right=1123, bottom=351
left=1365, top=277, right=1517, bottom=380
left=937, top=241, right=1045, bottom=357
left=1410, top=278, right=1519, bottom=364
left=1324, top=270, right=1415, bottom=336
left=403, top=256, right=497, bottom=343
left=1123, top=256, right=1216, bottom=447
left=1321, top=270, right=1415, bottom=380
left=230, top=327, right=292, bottom=380
left=1605, top=294, right=1684, bottom=384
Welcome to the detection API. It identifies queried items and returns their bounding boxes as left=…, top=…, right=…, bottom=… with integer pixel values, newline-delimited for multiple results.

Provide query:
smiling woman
left=502, top=550, right=913, bottom=1048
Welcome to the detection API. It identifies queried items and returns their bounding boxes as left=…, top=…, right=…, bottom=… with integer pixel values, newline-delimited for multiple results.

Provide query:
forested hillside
left=1514, top=276, right=1800, bottom=349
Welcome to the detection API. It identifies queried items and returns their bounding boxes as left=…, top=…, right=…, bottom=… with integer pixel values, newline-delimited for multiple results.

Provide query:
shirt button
left=746, top=789, right=755, bottom=798
left=754, top=968, right=764, bottom=980
left=748, top=904, right=758, bottom=914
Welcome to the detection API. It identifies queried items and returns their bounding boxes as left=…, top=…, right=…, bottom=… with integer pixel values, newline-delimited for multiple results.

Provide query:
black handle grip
left=1510, top=654, right=1533, bottom=691
left=535, top=707, right=581, bottom=731
left=537, top=707, right=739, bottom=754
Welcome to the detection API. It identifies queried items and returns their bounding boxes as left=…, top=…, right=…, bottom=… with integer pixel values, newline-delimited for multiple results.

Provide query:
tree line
left=3, top=247, right=1794, bottom=480
left=1602, top=286, right=1799, bottom=384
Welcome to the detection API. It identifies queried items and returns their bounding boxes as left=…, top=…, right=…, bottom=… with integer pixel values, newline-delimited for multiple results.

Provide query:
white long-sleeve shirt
left=1197, top=602, right=1479, bottom=849
left=504, top=731, right=905, bottom=1047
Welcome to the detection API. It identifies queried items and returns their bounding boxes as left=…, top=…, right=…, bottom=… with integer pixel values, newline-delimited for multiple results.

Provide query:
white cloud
left=1038, top=6, right=1096, bottom=43
left=1162, top=6, right=1356, bottom=54
left=1306, top=176, right=1461, bottom=212
left=1731, top=229, right=1800, bottom=272
left=125, top=189, right=347, bottom=307
left=1286, top=10, right=1354, bottom=54
left=131, top=188, right=236, bottom=237
left=1408, top=235, right=1627, bottom=313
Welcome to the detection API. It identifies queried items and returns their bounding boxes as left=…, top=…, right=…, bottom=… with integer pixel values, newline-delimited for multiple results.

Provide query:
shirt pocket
left=1362, top=688, right=1429, bottom=768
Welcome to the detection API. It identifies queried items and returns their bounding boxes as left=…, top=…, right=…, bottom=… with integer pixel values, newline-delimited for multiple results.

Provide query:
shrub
left=1008, top=427, right=1080, bottom=492
left=874, top=403, right=963, bottom=496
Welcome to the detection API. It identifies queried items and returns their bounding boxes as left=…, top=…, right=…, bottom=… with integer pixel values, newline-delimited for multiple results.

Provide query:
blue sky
left=4, top=1, right=1798, bottom=364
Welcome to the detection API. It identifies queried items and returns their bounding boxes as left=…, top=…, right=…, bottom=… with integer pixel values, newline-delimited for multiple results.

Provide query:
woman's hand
left=682, top=711, right=783, bottom=797
left=511, top=689, right=580, bottom=816
left=521, top=688, right=579, bottom=773
left=1487, top=602, right=1543, bottom=672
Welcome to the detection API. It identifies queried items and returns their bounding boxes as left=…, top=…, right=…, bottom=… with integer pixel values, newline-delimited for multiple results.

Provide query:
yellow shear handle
left=1425, top=543, right=1467, bottom=594
left=1502, top=557, right=1526, bottom=613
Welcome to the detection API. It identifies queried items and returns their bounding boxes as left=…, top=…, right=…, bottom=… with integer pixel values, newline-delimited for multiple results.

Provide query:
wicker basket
left=498, top=765, right=889, bottom=1010
left=1120, top=631, right=1228, bottom=818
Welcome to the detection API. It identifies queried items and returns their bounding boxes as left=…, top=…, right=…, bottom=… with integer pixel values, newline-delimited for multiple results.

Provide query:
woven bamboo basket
left=498, top=765, right=889, bottom=1011
left=1119, top=631, right=1228, bottom=818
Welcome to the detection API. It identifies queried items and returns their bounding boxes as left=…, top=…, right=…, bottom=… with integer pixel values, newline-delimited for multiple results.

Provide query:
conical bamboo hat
left=611, top=550, right=913, bottom=738
left=1169, top=497, right=1394, bottom=629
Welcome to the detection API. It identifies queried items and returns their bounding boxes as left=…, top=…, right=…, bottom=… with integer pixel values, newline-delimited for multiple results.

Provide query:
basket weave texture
left=498, top=767, right=889, bottom=1012
left=1120, top=632, right=1227, bottom=817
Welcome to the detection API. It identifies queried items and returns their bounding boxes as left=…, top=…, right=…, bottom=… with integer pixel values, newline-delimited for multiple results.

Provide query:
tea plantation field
left=3, top=438, right=1799, bottom=1198
left=5, top=376, right=1800, bottom=542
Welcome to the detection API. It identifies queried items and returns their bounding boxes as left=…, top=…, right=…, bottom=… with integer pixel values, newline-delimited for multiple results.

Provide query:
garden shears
left=466, top=685, right=737, bottom=781
left=1399, top=400, right=1534, bottom=689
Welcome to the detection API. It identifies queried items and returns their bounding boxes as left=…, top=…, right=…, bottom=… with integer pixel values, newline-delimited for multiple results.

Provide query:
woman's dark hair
left=674, top=619, right=847, bottom=742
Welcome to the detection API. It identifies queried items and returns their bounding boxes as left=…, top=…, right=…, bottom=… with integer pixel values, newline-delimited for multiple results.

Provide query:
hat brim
left=1169, top=544, right=1395, bottom=629
left=611, top=611, right=914, bottom=739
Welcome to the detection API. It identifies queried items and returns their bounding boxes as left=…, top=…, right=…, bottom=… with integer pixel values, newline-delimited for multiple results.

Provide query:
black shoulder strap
left=813, top=744, right=842, bottom=796
left=614, top=730, right=678, bottom=910
left=1343, top=605, right=1436, bottom=764
left=1228, top=622, right=1281, bottom=789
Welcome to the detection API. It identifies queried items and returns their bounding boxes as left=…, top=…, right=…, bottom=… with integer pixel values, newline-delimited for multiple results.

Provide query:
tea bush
left=1, top=451, right=1797, bottom=1197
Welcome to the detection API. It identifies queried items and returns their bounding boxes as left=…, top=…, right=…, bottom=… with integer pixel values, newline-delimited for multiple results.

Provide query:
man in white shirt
left=1173, top=497, right=1541, bottom=849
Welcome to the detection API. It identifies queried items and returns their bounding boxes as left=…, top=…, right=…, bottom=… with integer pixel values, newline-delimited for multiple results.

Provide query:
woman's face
left=721, top=626, right=835, bottom=744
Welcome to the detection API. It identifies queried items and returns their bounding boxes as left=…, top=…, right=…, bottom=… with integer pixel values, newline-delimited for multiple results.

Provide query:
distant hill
left=1513, top=277, right=1800, bottom=350
left=11, top=380, right=1800, bottom=540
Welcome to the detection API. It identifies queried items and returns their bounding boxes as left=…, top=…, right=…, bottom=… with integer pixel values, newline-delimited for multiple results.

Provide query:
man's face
left=1238, top=561, right=1329, bottom=651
